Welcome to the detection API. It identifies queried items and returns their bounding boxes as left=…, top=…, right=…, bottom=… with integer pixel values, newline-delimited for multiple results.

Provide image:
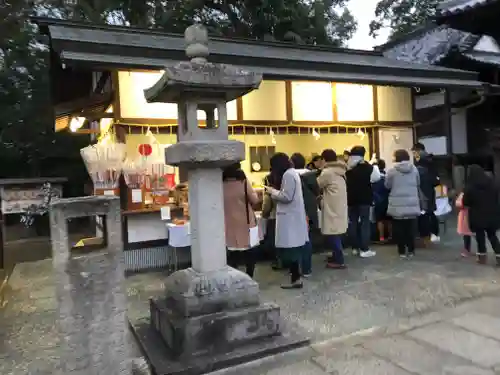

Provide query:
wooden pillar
left=444, top=90, right=453, bottom=156
left=0, top=208, right=4, bottom=270
left=114, top=125, right=129, bottom=247
left=490, top=129, right=500, bottom=185
left=493, top=69, right=500, bottom=185
left=443, top=90, right=454, bottom=189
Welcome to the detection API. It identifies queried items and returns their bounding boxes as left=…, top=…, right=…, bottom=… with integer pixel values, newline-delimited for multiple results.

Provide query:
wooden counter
left=122, top=205, right=184, bottom=217
left=122, top=207, right=161, bottom=215
left=122, top=205, right=184, bottom=246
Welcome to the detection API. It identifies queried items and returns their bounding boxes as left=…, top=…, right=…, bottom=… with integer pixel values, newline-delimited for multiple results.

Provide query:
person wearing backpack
left=291, top=153, right=320, bottom=277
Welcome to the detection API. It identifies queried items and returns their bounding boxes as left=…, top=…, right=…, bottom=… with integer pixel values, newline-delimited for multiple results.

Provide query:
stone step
left=408, top=322, right=500, bottom=368
left=364, top=334, right=495, bottom=375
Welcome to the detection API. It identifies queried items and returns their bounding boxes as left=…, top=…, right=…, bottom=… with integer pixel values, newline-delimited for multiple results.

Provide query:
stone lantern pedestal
left=129, top=25, right=308, bottom=374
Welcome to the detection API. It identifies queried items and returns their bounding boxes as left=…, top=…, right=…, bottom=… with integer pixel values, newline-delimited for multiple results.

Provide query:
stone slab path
left=2, top=232, right=500, bottom=374
left=208, top=295, right=500, bottom=375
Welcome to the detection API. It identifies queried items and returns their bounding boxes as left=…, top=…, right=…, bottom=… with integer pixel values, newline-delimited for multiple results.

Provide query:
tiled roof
left=30, top=17, right=483, bottom=90
left=381, top=25, right=480, bottom=65
left=438, top=0, right=500, bottom=16
left=464, top=51, right=500, bottom=65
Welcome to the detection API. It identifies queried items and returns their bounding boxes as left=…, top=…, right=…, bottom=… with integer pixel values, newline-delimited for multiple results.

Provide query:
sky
left=347, top=0, right=391, bottom=50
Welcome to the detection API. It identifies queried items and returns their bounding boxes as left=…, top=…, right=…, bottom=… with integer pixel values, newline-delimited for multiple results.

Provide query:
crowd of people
left=221, top=143, right=500, bottom=290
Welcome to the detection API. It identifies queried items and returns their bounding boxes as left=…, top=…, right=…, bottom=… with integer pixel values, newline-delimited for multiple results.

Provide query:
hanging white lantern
left=357, top=128, right=366, bottom=140
left=269, top=128, right=276, bottom=145
left=69, top=116, right=86, bottom=132
left=312, top=128, right=320, bottom=140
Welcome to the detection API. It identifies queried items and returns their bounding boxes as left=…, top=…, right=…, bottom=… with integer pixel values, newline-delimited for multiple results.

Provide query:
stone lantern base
left=130, top=267, right=309, bottom=375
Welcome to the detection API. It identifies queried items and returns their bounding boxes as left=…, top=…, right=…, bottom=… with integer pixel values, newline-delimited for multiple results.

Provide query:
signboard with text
left=1, top=185, right=62, bottom=214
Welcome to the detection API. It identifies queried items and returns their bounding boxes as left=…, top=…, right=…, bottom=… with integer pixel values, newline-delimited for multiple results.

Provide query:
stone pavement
left=208, top=295, right=500, bottom=375
left=2, top=231, right=500, bottom=374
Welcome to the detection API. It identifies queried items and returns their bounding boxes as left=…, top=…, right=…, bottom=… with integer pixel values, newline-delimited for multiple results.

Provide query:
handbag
left=244, top=180, right=260, bottom=248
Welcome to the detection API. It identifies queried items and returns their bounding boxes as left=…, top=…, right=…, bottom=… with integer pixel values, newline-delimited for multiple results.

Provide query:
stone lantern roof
left=144, top=24, right=262, bottom=104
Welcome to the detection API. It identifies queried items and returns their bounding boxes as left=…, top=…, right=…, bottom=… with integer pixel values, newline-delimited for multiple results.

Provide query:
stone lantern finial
left=185, top=24, right=209, bottom=63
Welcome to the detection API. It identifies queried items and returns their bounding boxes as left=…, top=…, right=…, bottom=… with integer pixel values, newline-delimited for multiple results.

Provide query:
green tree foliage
left=150, top=0, right=357, bottom=46
left=369, top=0, right=439, bottom=40
left=40, top=0, right=357, bottom=46
left=0, top=1, right=88, bottom=181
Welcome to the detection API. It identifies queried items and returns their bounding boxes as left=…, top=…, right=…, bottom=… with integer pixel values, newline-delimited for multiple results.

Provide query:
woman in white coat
left=265, top=153, right=309, bottom=289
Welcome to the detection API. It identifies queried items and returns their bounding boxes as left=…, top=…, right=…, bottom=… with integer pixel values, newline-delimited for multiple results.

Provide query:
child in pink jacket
left=456, top=192, right=473, bottom=257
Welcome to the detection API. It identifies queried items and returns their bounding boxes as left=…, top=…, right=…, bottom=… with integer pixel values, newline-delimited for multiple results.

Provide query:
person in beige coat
left=223, top=163, right=259, bottom=277
left=317, top=149, right=348, bottom=269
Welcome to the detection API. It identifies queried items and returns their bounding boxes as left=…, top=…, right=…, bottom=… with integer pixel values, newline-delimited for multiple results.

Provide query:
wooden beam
left=73, top=129, right=100, bottom=134
left=78, top=112, right=114, bottom=119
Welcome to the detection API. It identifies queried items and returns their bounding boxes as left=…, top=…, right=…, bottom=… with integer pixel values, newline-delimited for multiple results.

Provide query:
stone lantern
left=142, top=25, right=287, bottom=364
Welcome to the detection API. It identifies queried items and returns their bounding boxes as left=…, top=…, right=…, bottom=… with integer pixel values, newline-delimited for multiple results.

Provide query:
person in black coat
left=415, top=151, right=438, bottom=244
left=413, top=144, right=441, bottom=241
left=345, top=145, right=380, bottom=258
left=463, top=164, right=500, bottom=265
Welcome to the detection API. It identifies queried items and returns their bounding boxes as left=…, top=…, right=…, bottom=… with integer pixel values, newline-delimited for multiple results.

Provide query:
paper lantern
left=138, top=143, right=152, bottom=156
